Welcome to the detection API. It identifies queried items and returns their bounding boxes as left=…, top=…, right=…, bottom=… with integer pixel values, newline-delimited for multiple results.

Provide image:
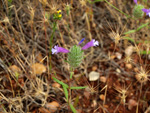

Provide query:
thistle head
left=135, top=67, right=149, bottom=84
left=68, top=45, right=84, bottom=68
left=133, top=4, right=144, bottom=18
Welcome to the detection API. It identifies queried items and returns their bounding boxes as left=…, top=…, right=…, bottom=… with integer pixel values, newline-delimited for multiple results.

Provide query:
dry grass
left=0, top=0, right=150, bottom=112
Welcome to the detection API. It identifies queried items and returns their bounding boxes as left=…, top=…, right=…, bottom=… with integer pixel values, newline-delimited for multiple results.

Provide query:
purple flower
left=82, top=39, right=99, bottom=50
left=52, top=39, right=99, bottom=54
left=134, top=0, right=137, bottom=4
left=78, top=38, right=85, bottom=45
left=52, top=45, right=70, bottom=54
left=142, top=8, right=150, bottom=17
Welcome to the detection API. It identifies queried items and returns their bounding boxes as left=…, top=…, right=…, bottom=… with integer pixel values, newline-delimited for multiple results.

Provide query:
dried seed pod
left=135, top=67, right=149, bottom=83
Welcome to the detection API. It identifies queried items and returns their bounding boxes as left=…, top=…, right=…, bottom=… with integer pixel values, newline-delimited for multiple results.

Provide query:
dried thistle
left=115, top=88, right=128, bottom=104
left=135, top=67, right=149, bottom=84
left=79, top=0, right=87, bottom=7
left=124, top=55, right=133, bottom=63
left=109, top=32, right=122, bottom=45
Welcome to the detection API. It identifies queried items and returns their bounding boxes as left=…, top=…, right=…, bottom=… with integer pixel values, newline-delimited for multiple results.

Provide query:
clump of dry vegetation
left=0, top=0, right=150, bottom=112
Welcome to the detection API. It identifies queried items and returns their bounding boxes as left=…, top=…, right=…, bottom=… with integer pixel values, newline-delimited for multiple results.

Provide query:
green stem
left=49, top=22, right=57, bottom=52
left=104, top=0, right=131, bottom=18
left=49, top=22, right=57, bottom=71
left=70, top=67, right=74, bottom=79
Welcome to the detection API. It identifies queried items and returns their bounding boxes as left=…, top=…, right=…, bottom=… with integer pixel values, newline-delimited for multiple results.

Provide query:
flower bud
left=68, top=45, right=83, bottom=68
left=133, top=4, right=144, bottom=18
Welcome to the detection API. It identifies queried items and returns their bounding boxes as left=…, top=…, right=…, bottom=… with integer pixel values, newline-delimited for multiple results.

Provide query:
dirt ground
left=0, top=0, right=150, bottom=113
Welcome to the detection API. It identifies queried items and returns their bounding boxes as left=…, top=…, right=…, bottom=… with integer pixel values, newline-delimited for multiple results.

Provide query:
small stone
left=134, top=67, right=138, bottom=72
left=52, top=82, right=61, bottom=88
left=99, top=94, right=105, bottom=101
left=45, top=101, right=59, bottom=112
left=91, top=100, right=97, bottom=108
left=115, top=52, right=122, bottom=60
left=31, top=63, right=46, bottom=75
left=9, top=65, right=22, bottom=74
left=9, top=65, right=22, bottom=78
left=125, top=63, right=132, bottom=69
left=92, top=66, right=98, bottom=71
left=128, top=99, right=137, bottom=110
left=116, top=68, right=121, bottom=73
left=125, top=46, right=134, bottom=56
left=89, top=71, right=100, bottom=81
left=100, top=76, right=107, bottom=83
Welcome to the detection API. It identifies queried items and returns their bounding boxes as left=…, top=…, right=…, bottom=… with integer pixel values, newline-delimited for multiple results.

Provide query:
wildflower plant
left=52, top=38, right=99, bottom=69
left=52, top=38, right=99, bottom=113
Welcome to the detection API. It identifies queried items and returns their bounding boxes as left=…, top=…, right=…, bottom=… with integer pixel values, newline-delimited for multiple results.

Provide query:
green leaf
left=52, top=77, right=69, bottom=88
left=124, top=23, right=149, bottom=35
left=123, top=37, right=135, bottom=43
left=70, top=86, right=87, bottom=90
left=63, top=86, right=68, bottom=101
left=90, top=0, right=104, bottom=3
left=73, top=96, right=79, bottom=107
left=140, top=51, right=150, bottom=54
left=8, top=0, right=12, bottom=6
left=64, top=60, right=69, bottom=63
left=136, top=23, right=149, bottom=31
left=15, top=72, right=19, bottom=80
left=123, top=30, right=136, bottom=35
left=69, top=103, right=77, bottom=113
left=8, top=0, right=12, bottom=3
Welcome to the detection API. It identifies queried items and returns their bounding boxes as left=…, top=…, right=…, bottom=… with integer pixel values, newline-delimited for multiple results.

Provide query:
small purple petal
left=52, top=45, right=70, bottom=54
left=78, top=38, right=85, bottom=45
left=134, top=0, right=137, bottom=4
left=142, top=8, right=150, bottom=17
left=58, top=47, right=70, bottom=53
left=52, top=45, right=58, bottom=54
left=82, top=39, right=99, bottom=50
left=142, top=9, right=149, bottom=13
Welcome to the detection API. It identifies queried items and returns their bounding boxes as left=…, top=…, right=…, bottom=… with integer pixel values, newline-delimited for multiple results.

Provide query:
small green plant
left=52, top=77, right=87, bottom=113
left=65, top=3, right=71, bottom=16
left=52, top=38, right=99, bottom=112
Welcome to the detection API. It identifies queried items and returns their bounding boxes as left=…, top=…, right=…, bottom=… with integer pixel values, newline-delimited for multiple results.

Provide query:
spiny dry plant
left=0, top=0, right=150, bottom=112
